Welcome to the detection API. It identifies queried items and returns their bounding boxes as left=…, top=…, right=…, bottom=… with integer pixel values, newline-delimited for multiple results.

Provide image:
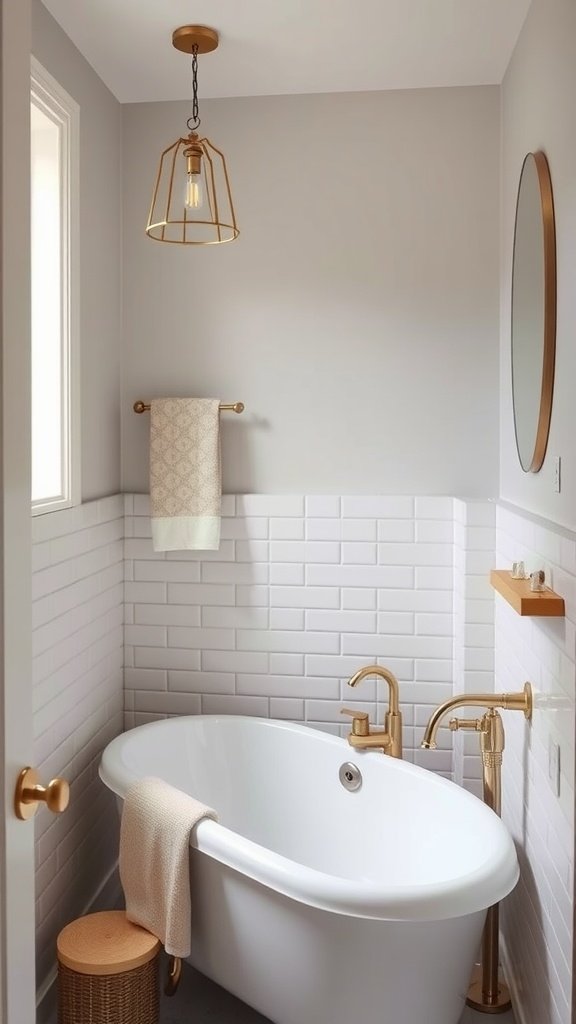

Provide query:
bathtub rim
left=100, top=714, right=519, bottom=923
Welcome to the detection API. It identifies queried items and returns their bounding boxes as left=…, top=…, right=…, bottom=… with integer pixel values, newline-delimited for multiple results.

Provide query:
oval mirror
left=511, top=151, right=556, bottom=472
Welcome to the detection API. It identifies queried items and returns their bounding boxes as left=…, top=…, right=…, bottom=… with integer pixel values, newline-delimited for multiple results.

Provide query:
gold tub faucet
left=341, top=665, right=403, bottom=758
left=420, top=685, right=532, bottom=750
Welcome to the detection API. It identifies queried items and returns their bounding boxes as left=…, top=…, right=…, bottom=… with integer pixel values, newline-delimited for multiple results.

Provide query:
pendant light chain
left=187, top=44, right=201, bottom=133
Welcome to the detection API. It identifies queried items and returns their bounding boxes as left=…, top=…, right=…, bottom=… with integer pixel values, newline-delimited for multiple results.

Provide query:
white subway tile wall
left=495, top=506, right=575, bottom=1024
left=452, top=500, right=496, bottom=796
left=31, top=492, right=574, bottom=1024
left=33, top=495, right=124, bottom=990
left=123, top=495, right=458, bottom=771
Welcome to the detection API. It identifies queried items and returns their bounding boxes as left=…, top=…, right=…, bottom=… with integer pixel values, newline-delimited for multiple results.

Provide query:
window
left=30, top=59, right=79, bottom=514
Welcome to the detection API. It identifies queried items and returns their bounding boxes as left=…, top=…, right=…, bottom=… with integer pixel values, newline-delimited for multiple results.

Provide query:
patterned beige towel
left=119, top=776, right=218, bottom=958
left=150, top=397, right=221, bottom=551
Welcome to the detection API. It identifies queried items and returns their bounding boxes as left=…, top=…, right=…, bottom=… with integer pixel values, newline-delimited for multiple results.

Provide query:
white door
left=1, top=1, right=36, bottom=1022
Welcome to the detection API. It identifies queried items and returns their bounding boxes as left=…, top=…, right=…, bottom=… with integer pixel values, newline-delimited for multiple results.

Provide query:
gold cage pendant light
left=146, top=26, right=239, bottom=246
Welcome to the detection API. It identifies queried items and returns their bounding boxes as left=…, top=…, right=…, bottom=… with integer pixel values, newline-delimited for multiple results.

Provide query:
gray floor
left=462, top=1010, right=515, bottom=1024
left=159, top=960, right=516, bottom=1024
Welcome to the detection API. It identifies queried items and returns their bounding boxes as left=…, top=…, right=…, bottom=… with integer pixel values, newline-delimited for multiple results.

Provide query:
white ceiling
left=40, top=0, right=531, bottom=104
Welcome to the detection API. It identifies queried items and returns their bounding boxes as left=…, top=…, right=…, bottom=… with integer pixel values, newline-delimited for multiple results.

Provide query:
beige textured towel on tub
left=150, top=397, right=221, bottom=552
left=119, top=776, right=218, bottom=958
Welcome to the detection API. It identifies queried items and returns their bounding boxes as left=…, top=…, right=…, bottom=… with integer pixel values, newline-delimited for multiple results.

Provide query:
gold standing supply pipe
left=421, top=684, right=533, bottom=1014
left=453, top=710, right=507, bottom=1012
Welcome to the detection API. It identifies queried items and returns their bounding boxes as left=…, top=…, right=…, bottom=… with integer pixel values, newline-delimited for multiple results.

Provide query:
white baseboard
left=36, top=861, right=122, bottom=1024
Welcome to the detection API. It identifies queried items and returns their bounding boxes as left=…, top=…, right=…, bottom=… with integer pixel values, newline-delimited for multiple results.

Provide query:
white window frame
left=30, top=57, right=80, bottom=515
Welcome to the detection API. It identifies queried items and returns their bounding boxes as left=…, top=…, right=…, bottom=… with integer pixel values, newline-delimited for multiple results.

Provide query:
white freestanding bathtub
left=100, top=716, right=518, bottom=1024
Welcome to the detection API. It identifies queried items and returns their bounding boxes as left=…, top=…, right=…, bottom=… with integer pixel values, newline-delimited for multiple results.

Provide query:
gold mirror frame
left=511, top=151, right=557, bottom=473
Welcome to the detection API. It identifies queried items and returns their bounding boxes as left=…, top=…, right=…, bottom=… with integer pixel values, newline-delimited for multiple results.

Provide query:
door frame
left=0, top=0, right=36, bottom=1021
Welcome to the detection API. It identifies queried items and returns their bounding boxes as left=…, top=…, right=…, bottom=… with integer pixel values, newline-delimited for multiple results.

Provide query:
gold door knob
left=14, top=767, right=70, bottom=820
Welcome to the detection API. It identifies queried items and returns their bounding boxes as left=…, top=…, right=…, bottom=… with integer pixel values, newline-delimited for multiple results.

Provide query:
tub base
left=188, top=852, right=485, bottom=1024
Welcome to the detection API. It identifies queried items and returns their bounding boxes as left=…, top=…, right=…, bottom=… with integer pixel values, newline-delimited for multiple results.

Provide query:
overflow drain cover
left=339, top=762, right=362, bottom=792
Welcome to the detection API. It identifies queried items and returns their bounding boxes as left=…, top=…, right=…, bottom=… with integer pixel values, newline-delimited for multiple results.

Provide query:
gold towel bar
left=133, top=400, right=245, bottom=414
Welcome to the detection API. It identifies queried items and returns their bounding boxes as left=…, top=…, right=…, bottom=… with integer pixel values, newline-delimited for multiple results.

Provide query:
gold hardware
left=449, top=718, right=482, bottom=732
left=346, top=731, right=394, bottom=751
left=340, top=708, right=370, bottom=737
left=133, top=400, right=245, bottom=415
left=184, top=135, right=203, bottom=179
left=421, top=685, right=533, bottom=1014
left=172, top=26, right=219, bottom=55
left=164, top=954, right=182, bottom=996
left=467, top=964, right=511, bottom=1016
left=343, top=665, right=403, bottom=758
left=15, top=767, right=70, bottom=820
left=420, top=682, right=532, bottom=749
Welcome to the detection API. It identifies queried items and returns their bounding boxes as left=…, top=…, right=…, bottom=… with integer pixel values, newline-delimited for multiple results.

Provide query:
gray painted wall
left=32, top=0, right=122, bottom=501
left=500, top=0, right=576, bottom=530
left=122, top=87, right=500, bottom=497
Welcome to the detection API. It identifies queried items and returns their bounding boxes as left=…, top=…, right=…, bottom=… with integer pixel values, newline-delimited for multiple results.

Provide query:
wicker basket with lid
left=57, top=910, right=160, bottom=1024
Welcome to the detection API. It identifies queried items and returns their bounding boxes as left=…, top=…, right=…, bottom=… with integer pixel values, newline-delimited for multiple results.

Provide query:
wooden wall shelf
left=490, top=570, right=565, bottom=617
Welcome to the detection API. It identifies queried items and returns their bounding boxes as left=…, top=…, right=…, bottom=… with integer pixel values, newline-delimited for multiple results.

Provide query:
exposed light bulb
left=185, top=171, right=204, bottom=211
